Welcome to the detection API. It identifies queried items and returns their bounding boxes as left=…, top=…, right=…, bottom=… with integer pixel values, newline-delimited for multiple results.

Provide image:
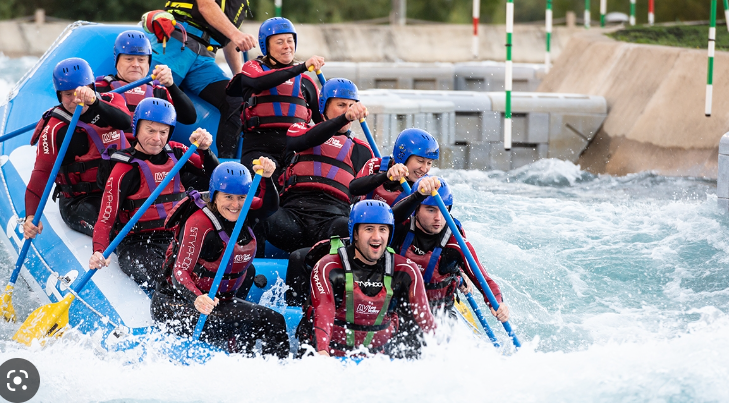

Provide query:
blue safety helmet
left=258, top=17, right=297, bottom=57
left=319, top=78, right=359, bottom=117
left=413, top=176, right=453, bottom=209
left=393, top=128, right=440, bottom=165
left=114, top=30, right=152, bottom=68
left=209, top=161, right=253, bottom=201
left=348, top=200, right=395, bottom=244
left=52, top=57, right=95, bottom=102
left=132, top=98, right=177, bottom=138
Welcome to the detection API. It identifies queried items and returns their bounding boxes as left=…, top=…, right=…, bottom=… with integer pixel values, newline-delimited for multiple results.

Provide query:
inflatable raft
left=0, top=22, right=487, bottom=359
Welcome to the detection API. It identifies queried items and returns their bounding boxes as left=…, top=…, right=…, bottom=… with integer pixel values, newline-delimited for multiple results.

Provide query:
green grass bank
left=609, top=24, right=729, bottom=51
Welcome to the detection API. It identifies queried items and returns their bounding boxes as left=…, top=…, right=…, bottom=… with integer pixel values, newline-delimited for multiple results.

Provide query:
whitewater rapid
left=1, top=55, right=728, bottom=402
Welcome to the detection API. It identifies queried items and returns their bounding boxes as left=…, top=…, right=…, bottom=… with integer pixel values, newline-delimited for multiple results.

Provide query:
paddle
left=192, top=162, right=263, bottom=340
left=463, top=292, right=501, bottom=347
left=359, top=119, right=381, bottom=158
left=12, top=140, right=201, bottom=346
left=430, top=190, right=521, bottom=348
left=0, top=104, right=85, bottom=322
left=307, top=65, right=326, bottom=86
left=0, top=76, right=155, bottom=144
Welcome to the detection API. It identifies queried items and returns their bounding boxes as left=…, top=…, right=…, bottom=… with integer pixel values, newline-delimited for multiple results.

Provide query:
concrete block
left=440, top=145, right=469, bottom=169
left=454, top=61, right=546, bottom=92
left=358, top=62, right=455, bottom=90
left=511, top=113, right=528, bottom=144
left=466, top=141, right=491, bottom=170
left=482, top=111, right=502, bottom=142
left=528, top=112, right=550, bottom=143
left=720, top=132, right=729, bottom=155
left=718, top=152, right=729, bottom=202
left=512, top=145, right=540, bottom=168
left=489, top=143, right=513, bottom=171
left=455, top=113, right=481, bottom=144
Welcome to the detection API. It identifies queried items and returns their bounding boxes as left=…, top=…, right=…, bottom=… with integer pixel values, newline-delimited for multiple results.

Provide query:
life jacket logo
left=234, top=254, right=252, bottom=263
left=324, top=137, right=343, bottom=148
left=102, top=131, right=121, bottom=143
left=356, top=303, right=378, bottom=315
left=283, top=79, right=294, bottom=86
left=128, top=86, right=145, bottom=94
left=154, top=171, right=168, bottom=183
left=412, top=245, right=426, bottom=255
left=355, top=280, right=383, bottom=288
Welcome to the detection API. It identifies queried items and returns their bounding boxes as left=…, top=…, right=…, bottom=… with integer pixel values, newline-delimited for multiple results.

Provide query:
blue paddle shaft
left=193, top=173, right=263, bottom=340
left=465, top=292, right=500, bottom=347
left=8, top=104, right=84, bottom=285
left=71, top=142, right=200, bottom=294
left=360, top=120, right=381, bottom=158
left=0, top=76, right=154, bottom=143
left=400, top=180, right=412, bottom=194
left=316, top=71, right=326, bottom=86
left=432, top=192, right=521, bottom=348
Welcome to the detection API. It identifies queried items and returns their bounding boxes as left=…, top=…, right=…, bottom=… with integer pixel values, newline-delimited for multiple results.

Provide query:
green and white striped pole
left=707, top=0, right=717, bottom=117
left=629, top=0, right=636, bottom=25
left=505, top=0, right=513, bottom=150
left=724, top=0, right=729, bottom=31
left=584, top=0, right=591, bottom=28
left=275, top=0, right=282, bottom=17
left=545, top=0, right=552, bottom=73
left=600, top=0, right=606, bottom=27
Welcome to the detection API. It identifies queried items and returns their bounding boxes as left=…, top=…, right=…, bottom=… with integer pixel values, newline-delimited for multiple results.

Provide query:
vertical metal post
left=723, top=0, right=729, bottom=31
left=584, top=0, right=591, bottom=28
left=545, top=0, right=552, bottom=73
left=649, top=0, right=655, bottom=25
left=275, top=0, right=282, bottom=17
left=473, top=0, right=480, bottom=58
left=707, top=0, right=717, bottom=117
left=505, top=0, right=513, bottom=150
left=600, top=0, right=606, bottom=27
left=630, top=0, right=636, bottom=25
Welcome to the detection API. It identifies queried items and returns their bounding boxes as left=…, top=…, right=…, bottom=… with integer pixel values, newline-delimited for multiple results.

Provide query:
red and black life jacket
left=281, top=134, right=356, bottom=203
left=398, top=219, right=459, bottom=306
left=105, top=144, right=186, bottom=233
left=31, top=106, right=129, bottom=198
left=329, top=239, right=396, bottom=351
left=242, top=63, right=312, bottom=130
left=364, top=156, right=408, bottom=206
left=164, top=190, right=256, bottom=300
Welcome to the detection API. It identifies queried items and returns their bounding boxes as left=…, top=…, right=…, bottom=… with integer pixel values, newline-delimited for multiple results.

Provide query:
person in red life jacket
left=349, top=128, right=440, bottom=206
left=151, top=160, right=290, bottom=357
left=143, top=0, right=256, bottom=158
left=295, top=200, right=436, bottom=358
left=95, top=30, right=197, bottom=131
left=22, top=57, right=131, bottom=239
left=89, top=98, right=217, bottom=289
left=264, top=78, right=373, bottom=257
left=226, top=17, right=324, bottom=174
left=391, top=176, right=510, bottom=323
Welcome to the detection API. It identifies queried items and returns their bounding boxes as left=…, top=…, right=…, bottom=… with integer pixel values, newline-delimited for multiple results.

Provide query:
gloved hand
left=142, top=10, right=177, bottom=44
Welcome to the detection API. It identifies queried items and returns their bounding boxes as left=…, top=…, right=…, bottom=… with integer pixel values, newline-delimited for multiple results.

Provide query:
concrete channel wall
left=0, top=19, right=598, bottom=63
left=539, top=32, right=729, bottom=179
left=351, top=89, right=607, bottom=170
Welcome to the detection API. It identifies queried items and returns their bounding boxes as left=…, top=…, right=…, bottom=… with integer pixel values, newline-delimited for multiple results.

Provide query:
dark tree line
left=0, top=0, right=718, bottom=25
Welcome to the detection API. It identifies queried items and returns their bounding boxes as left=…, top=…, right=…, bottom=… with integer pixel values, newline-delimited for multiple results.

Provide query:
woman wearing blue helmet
left=89, top=98, right=216, bottom=289
left=95, top=30, right=197, bottom=129
left=349, top=128, right=440, bottom=206
left=151, top=159, right=290, bottom=357
left=226, top=17, right=325, bottom=174
left=23, top=57, right=131, bottom=240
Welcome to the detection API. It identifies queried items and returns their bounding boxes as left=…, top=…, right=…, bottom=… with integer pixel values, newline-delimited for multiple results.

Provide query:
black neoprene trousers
left=58, top=193, right=101, bottom=237
left=150, top=291, right=290, bottom=358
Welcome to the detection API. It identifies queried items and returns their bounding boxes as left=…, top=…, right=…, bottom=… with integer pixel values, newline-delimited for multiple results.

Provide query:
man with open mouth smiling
left=294, top=200, right=436, bottom=358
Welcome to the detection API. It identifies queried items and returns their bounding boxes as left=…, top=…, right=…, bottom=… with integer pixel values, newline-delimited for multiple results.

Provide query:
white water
left=1, top=57, right=729, bottom=402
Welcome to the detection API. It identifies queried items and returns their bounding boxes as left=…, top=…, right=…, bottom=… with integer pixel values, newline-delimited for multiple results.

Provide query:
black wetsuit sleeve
left=392, top=191, right=427, bottom=223
left=348, top=172, right=389, bottom=196
left=249, top=176, right=279, bottom=223
left=238, top=63, right=308, bottom=93
left=166, top=84, right=197, bottom=125
left=302, top=78, right=323, bottom=124
left=89, top=94, right=132, bottom=130
left=286, top=114, right=350, bottom=153
left=350, top=142, right=376, bottom=175
left=178, top=147, right=219, bottom=191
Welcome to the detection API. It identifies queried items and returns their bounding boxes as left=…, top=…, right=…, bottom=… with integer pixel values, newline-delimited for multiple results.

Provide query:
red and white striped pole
left=648, top=0, right=655, bottom=26
left=473, top=0, right=480, bottom=58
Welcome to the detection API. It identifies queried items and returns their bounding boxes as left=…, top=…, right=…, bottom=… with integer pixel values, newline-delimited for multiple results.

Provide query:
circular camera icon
left=0, top=358, right=40, bottom=403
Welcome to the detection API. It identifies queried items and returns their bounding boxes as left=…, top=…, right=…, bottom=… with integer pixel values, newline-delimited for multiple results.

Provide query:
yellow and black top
left=165, top=0, right=251, bottom=47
